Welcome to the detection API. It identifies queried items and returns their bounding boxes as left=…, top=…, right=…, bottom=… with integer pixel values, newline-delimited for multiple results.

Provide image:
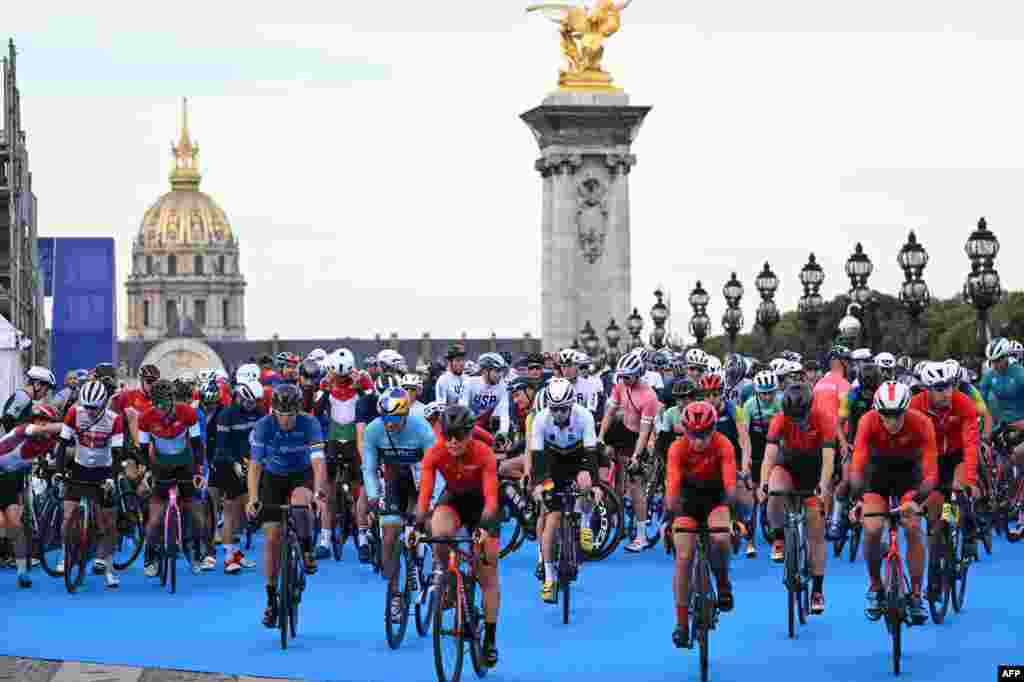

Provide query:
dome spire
left=169, top=97, right=201, bottom=191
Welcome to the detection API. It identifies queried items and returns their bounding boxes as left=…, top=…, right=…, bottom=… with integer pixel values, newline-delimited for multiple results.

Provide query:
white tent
left=0, top=313, right=24, bottom=408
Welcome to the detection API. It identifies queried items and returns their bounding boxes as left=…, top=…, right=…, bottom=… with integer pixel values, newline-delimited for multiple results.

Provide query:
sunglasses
left=382, top=414, right=405, bottom=424
left=444, top=429, right=470, bottom=441
left=928, top=382, right=954, bottom=392
left=878, top=411, right=904, bottom=420
left=527, top=365, right=544, bottom=371
left=687, top=429, right=713, bottom=441
left=551, top=406, right=572, bottom=416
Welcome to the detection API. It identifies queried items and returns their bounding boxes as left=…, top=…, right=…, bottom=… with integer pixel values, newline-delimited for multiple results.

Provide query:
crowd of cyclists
left=0, top=335, right=1022, bottom=672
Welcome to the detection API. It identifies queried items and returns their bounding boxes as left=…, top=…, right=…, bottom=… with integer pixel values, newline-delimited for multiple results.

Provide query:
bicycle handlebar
left=769, top=489, right=819, bottom=498
left=673, top=526, right=733, bottom=534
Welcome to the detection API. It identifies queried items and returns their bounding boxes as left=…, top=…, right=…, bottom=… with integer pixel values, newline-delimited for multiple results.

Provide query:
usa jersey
left=460, top=376, right=510, bottom=435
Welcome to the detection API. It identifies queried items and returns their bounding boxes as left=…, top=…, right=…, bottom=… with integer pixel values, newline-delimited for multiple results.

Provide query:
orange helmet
left=682, top=401, right=718, bottom=435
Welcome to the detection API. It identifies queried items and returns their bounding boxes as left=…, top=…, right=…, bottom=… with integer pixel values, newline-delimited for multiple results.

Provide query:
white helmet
left=1010, top=340, right=1024, bottom=361
left=873, top=381, right=912, bottom=414
left=235, top=380, right=263, bottom=404
left=424, top=401, right=446, bottom=421
left=685, top=348, right=709, bottom=369
left=617, top=352, right=644, bottom=377
left=78, top=380, right=109, bottom=409
left=874, top=352, right=896, bottom=370
left=920, top=362, right=957, bottom=388
left=769, top=358, right=788, bottom=377
left=400, top=373, right=423, bottom=389
left=307, top=348, right=328, bottom=362
left=573, top=351, right=591, bottom=367
left=544, top=377, right=576, bottom=410
left=558, top=348, right=577, bottom=366
left=783, top=360, right=804, bottom=375
left=705, top=355, right=723, bottom=372
left=851, top=348, right=873, bottom=362
left=26, top=366, right=56, bottom=387
left=986, top=337, right=1011, bottom=361
left=753, top=370, right=778, bottom=393
left=913, top=360, right=929, bottom=378
left=236, top=363, right=260, bottom=385
left=334, top=351, right=355, bottom=376
left=464, top=360, right=480, bottom=376
left=377, top=349, right=406, bottom=373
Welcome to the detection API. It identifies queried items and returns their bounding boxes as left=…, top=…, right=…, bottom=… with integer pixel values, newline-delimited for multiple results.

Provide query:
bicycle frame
left=164, top=483, right=184, bottom=558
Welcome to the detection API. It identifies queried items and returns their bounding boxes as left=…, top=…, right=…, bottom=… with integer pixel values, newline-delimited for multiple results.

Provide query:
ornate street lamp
left=754, top=262, right=780, bottom=351
left=798, top=253, right=825, bottom=335
left=689, top=281, right=710, bottom=347
left=837, top=303, right=862, bottom=346
left=897, top=230, right=930, bottom=356
left=964, top=217, right=1002, bottom=357
left=580, top=320, right=600, bottom=356
left=627, top=307, right=644, bottom=346
left=722, top=272, right=744, bottom=349
left=650, top=288, right=669, bottom=349
left=845, top=243, right=876, bottom=346
left=605, top=318, right=621, bottom=351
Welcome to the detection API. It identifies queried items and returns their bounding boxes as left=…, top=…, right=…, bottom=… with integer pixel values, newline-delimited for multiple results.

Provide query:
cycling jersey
left=417, top=439, right=499, bottom=518
left=214, top=404, right=264, bottom=463
left=0, top=425, right=56, bottom=474
left=813, top=369, right=850, bottom=422
left=529, top=404, right=598, bottom=481
left=110, top=388, right=152, bottom=419
left=361, top=415, right=436, bottom=500
left=573, top=375, right=604, bottom=415
left=849, top=409, right=938, bottom=487
left=767, top=408, right=837, bottom=452
left=460, top=376, right=510, bottom=435
left=138, top=404, right=202, bottom=467
left=665, top=432, right=737, bottom=509
left=979, top=362, right=1024, bottom=425
left=658, top=404, right=686, bottom=435
left=643, top=371, right=664, bottom=390
left=1, top=388, right=33, bottom=432
left=742, top=393, right=782, bottom=439
left=60, top=406, right=124, bottom=468
left=326, top=373, right=373, bottom=442
left=434, top=371, right=466, bottom=405
left=606, top=381, right=659, bottom=434
left=839, top=381, right=875, bottom=442
left=730, top=378, right=755, bottom=406
left=908, top=391, right=979, bottom=486
left=431, top=420, right=494, bottom=447
left=713, top=400, right=746, bottom=456
left=250, top=414, right=324, bottom=476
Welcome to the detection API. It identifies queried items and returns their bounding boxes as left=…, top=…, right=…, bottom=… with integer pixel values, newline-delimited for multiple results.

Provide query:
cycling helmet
left=424, top=401, right=446, bottom=421
left=769, top=358, right=788, bottom=377
left=139, top=364, right=161, bottom=382
left=545, top=378, right=576, bottom=410
left=699, top=373, right=724, bottom=393
left=895, top=355, right=914, bottom=373
left=671, top=377, right=699, bottom=399
left=573, top=351, right=591, bottom=368
left=274, top=351, right=292, bottom=369
left=197, top=369, right=215, bottom=386
left=850, top=348, right=873, bottom=362
left=1010, top=340, right=1024, bottom=360
left=464, top=360, right=480, bottom=376
left=913, top=360, right=928, bottom=378
left=30, top=403, right=59, bottom=422
left=507, top=376, right=535, bottom=395
left=859, top=364, right=883, bottom=393
left=943, top=359, right=962, bottom=380
left=874, top=352, right=896, bottom=370
left=446, top=344, right=467, bottom=360
left=272, top=383, right=303, bottom=414
left=557, top=348, right=577, bottom=367
left=617, top=352, right=644, bottom=378
left=652, top=351, right=672, bottom=371
left=236, top=363, right=260, bottom=385
left=197, top=380, right=220, bottom=405
left=525, top=352, right=545, bottom=367
left=827, top=345, right=851, bottom=362
left=26, top=366, right=56, bottom=387
left=478, top=353, right=508, bottom=372
left=682, top=402, right=718, bottom=434
left=753, top=370, right=778, bottom=394
left=873, top=381, right=911, bottom=415
left=377, top=387, right=411, bottom=418
left=706, top=355, right=723, bottom=372
left=299, top=358, right=322, bottom=381
left=375, top=374, right=400, bottom=394
left=987, top=337, right=1011, bottom=361
left=307, top=348, right=328, bottom=362
left=78, top=380, right=109, bottom=410
left=783, top=360, right=804, bottom=377
left=150, top=379, right=174, bottom=405
left=400, top=373, right=424, bottom=390
left=94, top=362, right=116, bottom=381
left=671, top=355, right=688, bottom=375
left=779, top=350, right=802, bottom=363
left=920, top=362, right=957, bottom=388
left=685, top=348, right=709, bottom=369
left=235, top=381, right=261, bottom=404
left=440, top=404, right=476, bottom=437
left=172, top=378, right=194, bottom=401
left=781, top=383, right=814, bottom=420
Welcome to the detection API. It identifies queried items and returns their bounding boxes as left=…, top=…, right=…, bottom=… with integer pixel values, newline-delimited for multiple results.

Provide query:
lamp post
left=689, top=281, right=710, bottom=348
left=722, top=272, right=744, bottom=350
left=845, top=242, right=875, bottom=348
left=754, top=262, right=780, bottom=353
left=605, top=318, right=621, bottom=352
left=627, top=307, right=644, bottom=350
left=837, top=303, right=862, bottom=346
left=798, top=253, right=825, bottom=338
left=897, top=230, right=930, bottom=357
left=650, top=288, right=669, bottom=349
left=964, top=217, right=1002, bottom=358
left=580, top=320, right=600, bottom=357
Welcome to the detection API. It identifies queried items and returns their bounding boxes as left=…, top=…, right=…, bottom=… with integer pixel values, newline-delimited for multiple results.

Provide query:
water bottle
left=942, top=501, right=957, bottom=524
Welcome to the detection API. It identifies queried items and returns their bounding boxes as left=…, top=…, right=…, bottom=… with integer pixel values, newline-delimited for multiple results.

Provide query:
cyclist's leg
left=288, top=469, right=317, bottom=573
left=707, top=503, right=733, bottom=607
left=767, top=463, right=795, bottom=556
left=1, top=482, right=27, bottom=583
left=671, top=513, right=697, bottom=634
left=861, top=492, right=887, bottom=591
left=899, top=489, right=925, bottom=598
left=318, top=441, right=340, bottom=553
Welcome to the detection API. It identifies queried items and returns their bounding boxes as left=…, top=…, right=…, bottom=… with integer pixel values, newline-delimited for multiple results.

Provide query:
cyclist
left=0, top=403, right=61, bottom=587
left=911, top=362, right=980, bottom=572
left=400, top=373, right=427, bottom=417
left=666, top=401, right=737, bottom=649
left=435, top=344, right=468, bottom=405
left=530, top=378, right=601, bottom=602
left=460, top=353, right=510, bottom=437
left=763, top=383, right=836, bottom=614
left=684, top=348, right=709, bottom=384
left=55, top=380, right=124, bottom=588
left=979, top=338, right=1024, bottom=468
left=500, top=377, right=540, bottom=479
left=361, top=387, right=437, bottom=621
left=850, top=381, right=938, bottom=624
left=740, top=369, right=782, bottom=556
left=246, top=383, right=327, bottom=628
left=417, top=405, right=501, bottom=668
left=597, top=352, right=660, bottom=553
left=212, top=380, right=264, bottom=573
left=138, top=379, right=205, bottom=578
left=2, top=366, right=56, bottom=432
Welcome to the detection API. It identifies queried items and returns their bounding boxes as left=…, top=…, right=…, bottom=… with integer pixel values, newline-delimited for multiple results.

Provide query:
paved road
left=2, top=531, right=1022, bottom=682
left=0, top=657, right=295, bottom=681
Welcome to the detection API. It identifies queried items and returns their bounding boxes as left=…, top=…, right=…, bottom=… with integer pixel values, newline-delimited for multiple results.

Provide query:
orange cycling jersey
left=766, top=408, right=837, bottom=452
left=417, top=440, right=499, bottom=517
left=431, top=420, right=495, bottom=448
left=110, top=388, right=153, bottom=417
left=850, top=409, right=938, bottom=487
left=665, top=432, right=737, bottom=511
left=908, top=390, right=978, bottom=486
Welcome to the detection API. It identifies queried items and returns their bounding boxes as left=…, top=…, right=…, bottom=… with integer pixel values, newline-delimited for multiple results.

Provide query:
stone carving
left=166, top=211, right=179, bottom=242
left=574, top=169, right=609, bottom=264
left=604, top=152, right=637, bottom=176
left=535, top=152, right=583, bottom=177
left=190, top=210, right=204, bottom=242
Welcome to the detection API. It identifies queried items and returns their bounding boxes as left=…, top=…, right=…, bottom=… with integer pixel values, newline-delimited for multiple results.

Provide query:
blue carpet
left=2, top=533, right=1022, bottom=682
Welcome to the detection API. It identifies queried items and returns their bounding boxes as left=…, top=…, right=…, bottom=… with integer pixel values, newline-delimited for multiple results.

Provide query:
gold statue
left=527, top=0, right=634, bottom=90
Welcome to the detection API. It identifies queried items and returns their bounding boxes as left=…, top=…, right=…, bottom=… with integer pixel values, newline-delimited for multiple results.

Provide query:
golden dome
left=138, top=98, right=234, bottom=250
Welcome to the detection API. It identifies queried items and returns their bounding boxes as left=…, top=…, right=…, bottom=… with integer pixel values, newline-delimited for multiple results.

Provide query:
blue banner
left=37, top=238, right=54, bottom=297
left=50, top=238, right=116, bottom=386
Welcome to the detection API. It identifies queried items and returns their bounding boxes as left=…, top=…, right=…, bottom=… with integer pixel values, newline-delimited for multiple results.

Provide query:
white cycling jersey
left=643, top=370, right=664, bottom=390
left=434, top=371, right=465, bottom=405
left=573, top=375, right=604, bottom=413
left=529, top=404, right=597, bottom=452
left=459, top=376, right=510, bottom=435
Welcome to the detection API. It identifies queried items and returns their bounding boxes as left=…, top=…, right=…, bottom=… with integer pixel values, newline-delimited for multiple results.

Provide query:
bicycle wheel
left=497, top=497, right=524, bottom=560
left=693, top=558, right=711, bottom=682
left=38, top=501, right=64, bottom=578
left=952, top=522, right=970, bottom=613
left=289, top=542, right=302, bottom=639
left=467, top=577, right=489, bottom=678
left=386, top=546, right=411, bottom=649
left=113, top=508, right=146, bottom=571
left=797, top=535, right=809, bottom=626
left=559, top=514, right=575, bottom=625
left=784, top=524, right=798, bottom=638
left=63, top=518, right=84, bottom=594
left=278, top=539, right=291, bottom=650
left=587, top=481, right=624, bottom=561
left=333, top=493, right=351, bottom=562
left=760, top=499, right=773, bottom=543
left=433, top=570, right=464, bottom=682
left=416, top=543, right=435, bottom=637
left=886, top=560, right=903, bottom=676
left=848, top=523, right=862, bottom=563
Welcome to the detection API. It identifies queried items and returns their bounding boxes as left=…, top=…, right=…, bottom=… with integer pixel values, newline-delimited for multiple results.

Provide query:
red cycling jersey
left=665, top=432, right=737, bottom=512
left=766, top=407, right=838, bottom=451
left=850, top=409, right=938, bottom=488
left=908, top=390, right=979, bottom=486
left=417, top=439, right=499, bottom=518
left=431, top=420, right=495, bottom=447
left=110, top=388, right=153, bottom=416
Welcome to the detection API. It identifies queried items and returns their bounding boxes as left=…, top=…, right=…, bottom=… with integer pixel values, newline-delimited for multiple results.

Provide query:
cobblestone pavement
left=0, top=658, right=305, bottom=682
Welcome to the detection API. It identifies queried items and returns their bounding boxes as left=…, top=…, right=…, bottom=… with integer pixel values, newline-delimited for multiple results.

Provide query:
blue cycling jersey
left=250, top=414, right=325, bottom=475
left=361, top=415, right=436, bottom=499
left=979, top=363, right=1024, bottom=425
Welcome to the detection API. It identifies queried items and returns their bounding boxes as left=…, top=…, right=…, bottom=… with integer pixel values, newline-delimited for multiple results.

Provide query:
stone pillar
left=390, top=332, right=400, bottom=351
left=522, top=332, right=533, bottom=355
left=420, top=333, right=432, bottom=366
left=489, top=332, right=498, bottom=353
left=271, top=333, right=281, bottom=355
left=521, top=92, right=651, bottom=352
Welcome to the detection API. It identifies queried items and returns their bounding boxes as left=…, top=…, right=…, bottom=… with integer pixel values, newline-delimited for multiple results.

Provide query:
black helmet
left=139, top=364, right=160, bottom=382
left=440, top=405, right=475, bottom=437
left=150, top=379, right=174, bottom=404
left=299, top=358, right=322, bottom=381
left=94, top=362, right=116, bottom=380
left=172, top=378, right=193, bottom=401
left=671, top=377, right=699, bottom=399
left=525, top=352, right=545, bottom=367
left=272, top=383, right=303, bottom=415
left=781, top=383, right=814, bottom=420
left=507, top=376, right=536, bottom=395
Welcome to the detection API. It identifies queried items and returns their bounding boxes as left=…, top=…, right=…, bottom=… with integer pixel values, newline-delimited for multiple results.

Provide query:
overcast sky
left=9, top=1, right=1024, bottom=342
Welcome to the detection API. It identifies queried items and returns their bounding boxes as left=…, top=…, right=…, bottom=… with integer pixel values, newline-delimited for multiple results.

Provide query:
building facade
left=124, top=99, right=246, bottom=342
